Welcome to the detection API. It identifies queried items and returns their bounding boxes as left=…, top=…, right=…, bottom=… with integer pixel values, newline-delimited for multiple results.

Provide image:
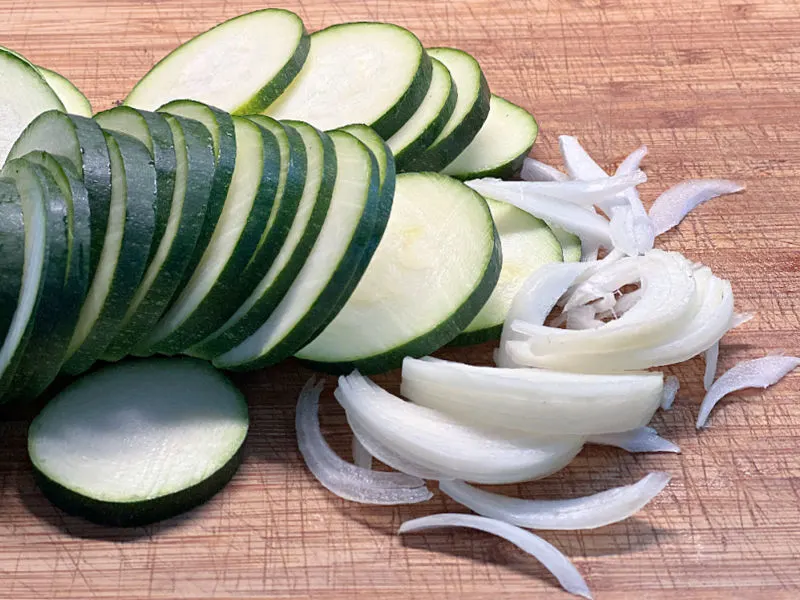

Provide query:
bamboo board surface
left=1, top=1, right=800, bottom=598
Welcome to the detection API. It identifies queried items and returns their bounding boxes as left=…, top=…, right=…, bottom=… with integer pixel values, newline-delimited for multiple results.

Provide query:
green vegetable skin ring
left=28, top=358, right=248, bottom=527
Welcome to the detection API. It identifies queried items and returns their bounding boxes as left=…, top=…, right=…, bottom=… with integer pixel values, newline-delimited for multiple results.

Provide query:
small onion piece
left=649, top=179, right=744, bottom=236
left=559, top=135, right=607, bottom=180
left=352, top=435, right=374, bottom=470
left=398, top=513, right=593, bottom=599
left=566, top=306, right=602, bottom=330
left=336, top=372, right=584, bottom=484
left=704, top=341, right=720, bottom=390
left=521, top=158, right=568, bottom=182
left=661, top=375, right=680, bottom=410
left=588, top=427, right=680, bottom=453
left=295, top=378, right=432, bottom=505
left=439, top=472, right=671, bottom=530
left=696, top=355, right=800, bottom=428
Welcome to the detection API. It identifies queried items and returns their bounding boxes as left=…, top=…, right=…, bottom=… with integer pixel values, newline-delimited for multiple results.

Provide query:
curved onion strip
left=649, top=179, right=744, bottom=236
left=496, top=262, right=589, bottom=368
left=617, top=145, right=648, bottom=177
left=514, top=251, right=698, bottom=354
left=661, top=375, right=680, bottom=410
left=590, top=294, right=616, bottom=313
left=588, top=427, right=680, bottom=453
left=563, top=256, right=640, bottom=310
left=609, top=205, right=654, bottom=257
left=439, top=472, right=670, bottom=531
left=559, top=135, right=608, bottom=180
left=398, top=514, right=592, bottom=599
left=731, top=312, right=754, bottom=329
left=509, top=267, right=735, bottom=372
left=352, top=435, right=374, bottom=470
left=466, top=179, right=613, bottom=249
left=559, top=250, right=625, bottom=307
left=521, top=158, right=568, bottom=182
left=704, top=341, right=720, bottom=390
left=335, top=372, right=584, bottom=484
left=566, top=306, right=602, bottom=330
left=696, top=355, right=800, bottom=428
left=401, top=357, right=663, bottom=436
left=295, top=378, right=432, bottom=505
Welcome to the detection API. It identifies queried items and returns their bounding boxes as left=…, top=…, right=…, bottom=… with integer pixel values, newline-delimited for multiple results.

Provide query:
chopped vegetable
left=588, top=427, right=680, bottom=453
left=649, top=179, right=744, bottom=236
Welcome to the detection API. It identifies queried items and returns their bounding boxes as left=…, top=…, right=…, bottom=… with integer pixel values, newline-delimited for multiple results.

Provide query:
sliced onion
left=704, top=341, right=720, bottom=390
left=352, top=435, right=374, bottom=470
left=696, top=355, right=800, bottom=428
left=467, top=179, right=613, bottom=250
left=563, top=256, right=640, bottom=310
left=295, top=378, right=432, bottom=505
left=566, top=305, right=602, bottom=330
left=616, top=145, right=648, bottom=176
left=588, top=427, right=680, bottom=453
left=731, top=312, right=754, bottom=329
left=496, top=262, right=589, bottom=368
left=559, top=135, right=608, bottom=180
left=661, top=375, right=680, bottom=410
left=521, top=157, right=568, bottom=182
left=401, top=357, right=663, bottom=436
left=398, top=514, right=592, bottom=599
left=336, top=372, right=584, bottom=484
left=439, top=472, right=670, bottom=530
left=649, top=179, right=744, bottom=236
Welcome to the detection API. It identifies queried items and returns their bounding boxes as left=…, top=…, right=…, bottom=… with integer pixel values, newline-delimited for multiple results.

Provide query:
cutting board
left=2, top=1, right=799, bottom=598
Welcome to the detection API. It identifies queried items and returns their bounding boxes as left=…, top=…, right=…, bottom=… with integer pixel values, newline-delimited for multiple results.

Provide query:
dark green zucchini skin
left=32, top=446, right=244, bottom=527
left=0, top=180, right=25, bottom=343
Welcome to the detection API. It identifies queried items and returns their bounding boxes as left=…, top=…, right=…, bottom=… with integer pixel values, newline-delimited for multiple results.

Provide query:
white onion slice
left=704, top=341, right=720, bottom=390
left=731, top=312, right=754, bottom=329
left=398, top=514, right=592, bottom=599
left=295, top=378, right=432, bottom=505
left=566, top=305, right=602, bottom=330
left=661, top=375, right=680, bottom=410
left=467, top=179, right=613, bottom=250
left=649, top=179, right=744, bottom=236
left=352, top=435, right=374, bottom=470
left=401, top=357, right=663, bottom=436
left=496, top=262, right=589, bottom=368
left=521, top=157, right=568, bottom=182
left=616, top=145, right=648, bottom=176
left=559, top=135, right=608, bottom=180
left=336, top=372, right=584, bottom=484
left=588, top=427, right=680, bottom=453
left=563, top=256, right=639, bottom=310
left=696, top=355, right=800, bottom=428
left=439, top=472, right=670, bottom=530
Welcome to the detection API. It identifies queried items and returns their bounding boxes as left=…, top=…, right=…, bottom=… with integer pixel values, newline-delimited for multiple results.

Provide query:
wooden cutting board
left=2, top=1, right=799, bottom=598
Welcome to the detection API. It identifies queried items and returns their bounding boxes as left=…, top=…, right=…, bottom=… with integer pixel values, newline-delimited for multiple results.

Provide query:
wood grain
left=2, top=0, right=800, bottom=598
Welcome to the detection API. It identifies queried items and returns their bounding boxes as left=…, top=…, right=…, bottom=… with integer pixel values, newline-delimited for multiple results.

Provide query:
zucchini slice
left=212, top=130, right=384, bottom=370
left=61, top=132, right=157, bottom=375
left=404, top=48, right=491, bottom=172
left=266, top=22, right=432, bottom=139
left=0, top=181, right=25, bottom=342
left=0, top=48, right=64, bottom=165
left=189, top=122, right=335, bottom=359
left=29, top=358, right=248, bottom=527
left=296, top=173, right=501, bottom=374
left=388, top=57, right=457, bottom=170
left=102, top=115, right=216, bottom=361
left=9, top=111, right=112, bottom=277
left=125, top=9, right=309, bottom=114
left=450, top=197, right=562, bottom=346
left=442, top=95, right=538, bottom=180
left=37, top=66, right=92, bottom=117
left=142, top=117, right=283, bottom=355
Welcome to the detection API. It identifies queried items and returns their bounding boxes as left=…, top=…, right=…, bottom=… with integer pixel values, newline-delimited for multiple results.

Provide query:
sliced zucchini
left=9, top=111, right=112, bottom=277
left=550, top=226, right=582, bottom=262
left=61, top=132, right=157, bottom=375
left=29, top=358, right=248, bottom=527
left=125, top=9, right=309, bottom=114
left=404, top=48, right=491, bottom=172
left=142, top=117, right=283, bottom=355
left=212, top=130, right=383, bottom=370
left=7, top=154, right=91, bottom=398
left=450, top=197, right=562, bottom=346
left=0, top=161, right=49, bottom=398
left=102, top=115, right=216, bottom=361
left=442, top=95, right=538, bottom=180
left=0, top=181, right=25, bottom=341
left=37, top=66, right=92, bottom=117
left=94, top=107, right=177, bottom=265
left=157, top=101, right=235, bottom=292
left=0, top=48, right=64, bottom=165
left=296, top=173, right=501, bottom=374
left=266, top=22, right=432, bottom=139
left=388, top=57, right=457, bottom=170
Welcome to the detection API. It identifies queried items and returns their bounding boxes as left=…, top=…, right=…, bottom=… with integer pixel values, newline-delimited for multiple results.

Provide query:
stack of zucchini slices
left=0, top=9, right=577, bottom=409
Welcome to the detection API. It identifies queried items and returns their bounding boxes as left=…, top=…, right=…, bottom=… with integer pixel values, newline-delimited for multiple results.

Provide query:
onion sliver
left=696, top=355, right=800, bottom=428
left=352, top=435, right=374, bottom=470
left=401, top=357, right=663, bottom=436
left=661, top=375, right=680, bottom=410
left=335, top=372, right=583, bottom=484
left=649, top=179, right=744, bottom=236
left=398, top=514, right=592, bottom=599
left=588, top=427, right=680, bottom=453
left=704, top=341, right=720, bottom=390
left=559, top=135, right=608, bottom=180
left=295, top=378, right=432, bottom=505
left=521, top=158, right=568, bottom=182
left=439, top=472, right=670, bottom=530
